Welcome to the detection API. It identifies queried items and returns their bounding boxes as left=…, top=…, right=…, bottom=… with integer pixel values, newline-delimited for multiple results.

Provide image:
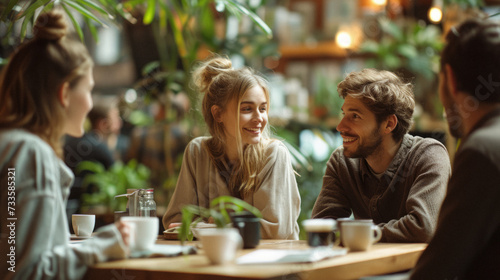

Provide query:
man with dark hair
left=312, top=69, right=451, bottom=243
left=411, top=18, right=500, bottom=279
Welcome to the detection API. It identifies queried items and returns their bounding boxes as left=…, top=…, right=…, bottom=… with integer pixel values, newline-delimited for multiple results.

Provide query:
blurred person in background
left=64, top=95, right=124, bottom=219
left=126, top=94, right=189, bottom=190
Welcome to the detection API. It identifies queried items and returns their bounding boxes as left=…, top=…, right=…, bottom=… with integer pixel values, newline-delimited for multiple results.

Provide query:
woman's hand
left=168, top=222, right=182, bottom=229
left=115, top=220, right=132, bottom=245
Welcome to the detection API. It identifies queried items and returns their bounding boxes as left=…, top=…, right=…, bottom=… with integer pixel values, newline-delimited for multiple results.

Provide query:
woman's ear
left=58, top=82, right=70, bottom=108
left=211, top=105, right=222, bottom=123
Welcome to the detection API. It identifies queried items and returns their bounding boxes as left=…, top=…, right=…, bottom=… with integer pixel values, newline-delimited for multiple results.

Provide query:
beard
left=342, top=126, right=383, bottom=159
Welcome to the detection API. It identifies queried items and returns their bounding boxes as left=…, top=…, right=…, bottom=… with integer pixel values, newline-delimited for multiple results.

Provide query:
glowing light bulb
left=336, top=31, right=352, bottom=49
left=428, top=7, right=443, bottom=23
left=372, top=0, right=387, bottom=6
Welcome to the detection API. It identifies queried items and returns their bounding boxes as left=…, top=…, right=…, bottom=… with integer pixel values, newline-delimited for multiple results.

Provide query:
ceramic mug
left=336, top=218, right=374, bottom=247
left=341, top=221, right=382, bottom=251
left=302, top=219, right=337, bottom=247
left=231, top=212, right=261, bottom=249
left=121, top=216, right=159, bottom=252
left=198, top=228, right=242, bottom=264
left=72, top=214, right=95, bottom=237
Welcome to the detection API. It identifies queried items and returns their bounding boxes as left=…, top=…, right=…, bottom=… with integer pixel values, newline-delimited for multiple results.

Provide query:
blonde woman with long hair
left=163, top=56, right=300, bottom=239
left=0, top=11, right=130, bottom=280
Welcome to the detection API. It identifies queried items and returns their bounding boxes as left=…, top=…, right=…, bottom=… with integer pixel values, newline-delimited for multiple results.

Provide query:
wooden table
left=85, top=239, right=426, bottom=280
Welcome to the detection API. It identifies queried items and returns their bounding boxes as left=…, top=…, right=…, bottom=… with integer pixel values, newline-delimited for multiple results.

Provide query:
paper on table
left=236, top=248, right=347, bottom=264
left=130, top=244, right=197, bottom=258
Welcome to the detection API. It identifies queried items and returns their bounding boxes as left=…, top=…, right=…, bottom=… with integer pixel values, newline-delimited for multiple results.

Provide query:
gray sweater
left=312, top=134, right=451, bottom=242
left=0, top=129, right=127, bottom=280
left=163, top=137, right=301, bottom=239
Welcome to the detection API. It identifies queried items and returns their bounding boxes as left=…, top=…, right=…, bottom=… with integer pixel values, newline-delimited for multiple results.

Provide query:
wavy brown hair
left=337, top=69, right=414, bottom=142
left=192, top=56, right=272, bottom=197
left=0, top=10, right=93, bottom=157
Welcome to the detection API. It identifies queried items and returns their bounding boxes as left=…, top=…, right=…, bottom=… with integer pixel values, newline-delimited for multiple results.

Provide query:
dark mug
left=302, top=219, right=337, bottom=247
left=231, top=212, right=261, bottom=249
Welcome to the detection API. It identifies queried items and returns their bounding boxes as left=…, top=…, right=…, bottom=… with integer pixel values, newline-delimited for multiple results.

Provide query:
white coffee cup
left=341, top=221, right=382, bottom=251
left=198, top=228, right=242, bottom=265
left=121, top=216, right=159, bottom=252
left=72, top=214, right=95, bottom=237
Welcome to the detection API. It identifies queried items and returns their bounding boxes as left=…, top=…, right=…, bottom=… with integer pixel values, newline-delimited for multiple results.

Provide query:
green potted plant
left=178, top=195, right=262, bottom=244
left=359, top=18, right=444, bottom=119
left=77, top=159, right=151, bottom=214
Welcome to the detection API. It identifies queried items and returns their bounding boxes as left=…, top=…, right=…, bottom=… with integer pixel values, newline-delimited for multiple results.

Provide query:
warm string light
left=372, top=0, right=387, bottom=6
left=428, top=6, right=443, bottom=23
left=336, top=31, right=352, bottom=49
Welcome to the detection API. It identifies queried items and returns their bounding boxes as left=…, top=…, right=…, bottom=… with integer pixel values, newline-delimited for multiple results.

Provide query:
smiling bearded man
left=312, top=68, right=451, bottom=243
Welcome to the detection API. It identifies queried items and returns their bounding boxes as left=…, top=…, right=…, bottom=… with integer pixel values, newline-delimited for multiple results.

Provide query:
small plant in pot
left=178, top=196, right=262, bottom=245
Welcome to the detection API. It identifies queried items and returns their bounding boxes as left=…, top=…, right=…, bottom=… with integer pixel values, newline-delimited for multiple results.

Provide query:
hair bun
left=193, top=56, right=233, bottom=94
left=202, top=57, right=232, bottom=81
left=33, top=11, right=68, bottom=41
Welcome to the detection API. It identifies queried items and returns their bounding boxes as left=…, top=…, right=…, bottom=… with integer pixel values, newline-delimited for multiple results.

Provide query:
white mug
left=341, top=221, right=382, bottom=251
left=198, top=228, right=242, bottom=265
left=121, top=216, right=159, bottom=252
left=72, top=214, right=95, bottom=237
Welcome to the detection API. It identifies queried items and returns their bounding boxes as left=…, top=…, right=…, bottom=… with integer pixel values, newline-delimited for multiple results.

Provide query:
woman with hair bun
left=163, top=56, right=301, bottom=239
left=0, top=10, right=129, bottom=280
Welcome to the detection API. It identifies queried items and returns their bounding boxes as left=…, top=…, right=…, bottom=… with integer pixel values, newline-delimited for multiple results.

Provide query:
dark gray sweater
left=312, top=134, right=451, bottom=243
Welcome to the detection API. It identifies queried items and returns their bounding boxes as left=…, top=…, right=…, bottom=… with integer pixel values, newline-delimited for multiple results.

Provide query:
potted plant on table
left=178, top=195, right=262, bottom=244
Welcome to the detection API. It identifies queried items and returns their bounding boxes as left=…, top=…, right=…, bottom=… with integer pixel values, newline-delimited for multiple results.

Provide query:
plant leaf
left=396, top=44, right=418, bottom=59
left=210, top=196, right=262, bottom=218
left=84, top=16, right=99, bottom=43
left=223, top=0, right=272, bottom=38
left=64, top=0, right=107, bottom=27
left=62, top=3, right=85, bottom=41
left=76, top=0, right=110, bottom=17
left=143, top=0, right=156, bottom=24
left=179, top=207, right=194, bottom=244
left=1, top=0, right=20, bottom=21
left=19, top=0, right=52, bottom=40
left=76, top=160, right=106, bottom=174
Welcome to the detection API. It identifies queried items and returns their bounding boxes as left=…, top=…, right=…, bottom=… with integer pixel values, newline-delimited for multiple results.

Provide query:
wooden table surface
left=84, top=239, right=426, bottom=280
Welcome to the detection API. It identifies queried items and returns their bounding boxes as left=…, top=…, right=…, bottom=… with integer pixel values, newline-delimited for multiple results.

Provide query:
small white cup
left=341, top=222, right=382, bottom=251
left=121, top=216, right=159, bottom=252
left=72, top=214, right=96, bottom=237
left=198, top=228, right=242, bottom=265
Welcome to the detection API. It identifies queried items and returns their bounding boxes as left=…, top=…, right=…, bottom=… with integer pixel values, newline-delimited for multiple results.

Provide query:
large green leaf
left=19, top=0, right=52, bottom=40
left=396, top=44, right=418, bottom=59
left=143, top=0, right=156, bottom=24
left=1, top=0, right=20, bottom=21
left=64, top=0, right=107, bottom=27
left=62, top=3, right=84, bottom=41
left=77, top=160, right=106, bottom=174
left=210, top=196, right=262, bottom=218
left=380, top=19, right=403, bottom=41
left=76, top=0, right=110, bottom=16
left=223, top=0, right=272, bottom=38
left=84, top=16, right=99, bottom=42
